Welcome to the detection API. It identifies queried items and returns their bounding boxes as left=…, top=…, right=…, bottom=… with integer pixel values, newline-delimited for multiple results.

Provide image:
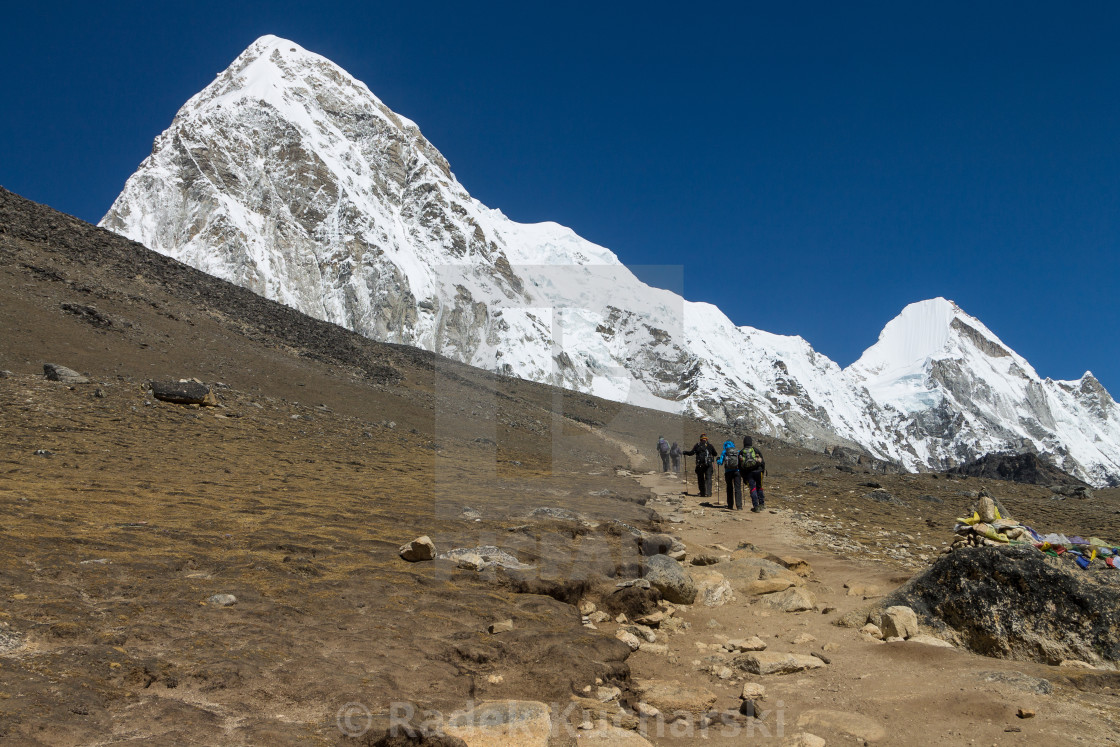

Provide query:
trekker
left=741, top=436, right=766, bottom=512
left=656, top=436, right=671, bottom=472
left=669, top=442, right=682, bottom=473
left=717, top=440, right=743, bottom=510
left=684, top=434, right=717, bottom=497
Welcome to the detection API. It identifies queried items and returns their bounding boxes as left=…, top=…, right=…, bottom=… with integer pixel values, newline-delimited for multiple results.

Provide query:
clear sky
left=3, top=1, right=1118, bottom=394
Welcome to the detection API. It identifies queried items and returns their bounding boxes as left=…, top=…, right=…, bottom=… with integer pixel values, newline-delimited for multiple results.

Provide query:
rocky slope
left=100, top=36, right=1120, bottom=486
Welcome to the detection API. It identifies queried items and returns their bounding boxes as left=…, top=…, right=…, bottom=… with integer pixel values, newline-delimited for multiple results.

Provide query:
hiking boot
left=750, top=506, right=760, bottom=513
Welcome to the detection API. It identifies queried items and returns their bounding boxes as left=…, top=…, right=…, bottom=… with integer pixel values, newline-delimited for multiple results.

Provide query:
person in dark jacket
left=669, top=442, right=682, bottom=473
left=683, top=434, right=718, bottom=497
left=717, top=440, right=743, bottom=510
left=656, top=436, right=671, bottom=472
left=741, top=436, right=766, bottom=512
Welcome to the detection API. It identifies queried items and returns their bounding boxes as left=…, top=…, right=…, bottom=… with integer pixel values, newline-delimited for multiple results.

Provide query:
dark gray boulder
left=43, top=363, right=89, bottom=384
left=642, top=554, right=697, bottom=605
left=150, top=380, right=218, bottom=406
left=880, top=546, right=1120, bottom=665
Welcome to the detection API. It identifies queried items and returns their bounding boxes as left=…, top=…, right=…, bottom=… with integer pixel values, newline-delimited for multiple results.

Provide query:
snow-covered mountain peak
left=850, top=298, right=1015, bottom=376
left=100, top=37, right=1120, bottom=487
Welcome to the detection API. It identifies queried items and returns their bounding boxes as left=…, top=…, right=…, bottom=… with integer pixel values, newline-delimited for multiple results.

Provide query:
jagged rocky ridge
left=101, top=36, right=1120, bottom=486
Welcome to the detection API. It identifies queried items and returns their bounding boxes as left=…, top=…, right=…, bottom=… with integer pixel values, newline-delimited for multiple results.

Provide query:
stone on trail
left=738, top=652, right=826, bottom=675
left=632, top=679, right=717, bottom=715
left=761, top=587, right=815, bottom=613
left=741, top=683, right=767, bottom=700
left=792, top=633, right=817, bottom=645
left=744, top=578, right=795, bottom=596
left=766, top=554, right=812, bottom=577
left=615, top=630, right=642, bottom=651
left=907, top=634, right=954, bottom=648
left=642, top=554, right=698, bottom=605
left=639, top=642, right=668, bottom=655
left=208, top=594, right=237, bottom=607
left=695, top=571, right=734, bottom=607
left=869, top=606, right=919, bottom=640
left=726, top=637, right=767, bottom=652
left=796, top=709, right=887, bottom=742
left=43, top=363, right=89, bottom=384
left=781, top=734, right=827, bottom=747
left=579, top=722, right=655, bottom=746
left=596, top=685, right=621, bottom=702
left=845, top=583, right=882, bottom=597
left=442, top=700, right=552, bottom=747
left=399, top=536, right=436, bottom=562
left=860, top=624, right=884, bottom=640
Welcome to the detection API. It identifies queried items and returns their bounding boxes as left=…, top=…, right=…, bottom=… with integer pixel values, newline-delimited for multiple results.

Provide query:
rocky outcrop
left=880, top=546, right=1120, bottom=665
left=947, top=452, right=1087, bottom=486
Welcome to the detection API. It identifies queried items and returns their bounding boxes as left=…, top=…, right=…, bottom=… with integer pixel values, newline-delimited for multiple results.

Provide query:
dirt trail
left=605, top=470, right=1120, bottom=745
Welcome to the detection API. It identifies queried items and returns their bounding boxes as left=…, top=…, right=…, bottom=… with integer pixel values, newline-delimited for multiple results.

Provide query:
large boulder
left=43, top=363, right=89, bottom=384
left=880, top=545, right=1120, bottom=665
left=150, top=379, right=219, bottom=406
left=642, top=554, right=697, bottom=605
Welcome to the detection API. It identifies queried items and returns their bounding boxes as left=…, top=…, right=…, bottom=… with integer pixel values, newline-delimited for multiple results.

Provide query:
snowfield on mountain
left=101, top=35, right=1120, bottom=486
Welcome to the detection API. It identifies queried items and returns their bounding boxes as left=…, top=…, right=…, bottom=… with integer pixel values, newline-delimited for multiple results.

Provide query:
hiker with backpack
left=717, top=440, right=744, bottom=510
left=683, top=434, right=718, bottom=497
left=670, top=442, right=682, bottom=473
left=656, top=436, right=671, bottom=472
left=741, top=436, right=767, bottom=512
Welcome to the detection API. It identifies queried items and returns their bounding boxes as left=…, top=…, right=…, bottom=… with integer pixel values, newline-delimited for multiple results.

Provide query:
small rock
left=739, top=699, right=759, bottom=718
left=871, top=605, right=919, bottom=639
left=792, top=633, right=817, bottom=645
left=907, top=634, right=953, bottom=648
left=488, top=619, right=514, bottom=634
left=596, top=685, right=622, bottom=702
left=781, top=734, right=826, bottom=747
left=845, top=583, right=882, bottom=597
left=616, top=630, right=642, bottom=651
left=579, top=600, right=597, bottom=615
left=589, top=611, right=610, bottom=623
left=208, top=594, right=237, bottom=607
left=1016, top=708, right=1035, bottom=719
left=738, top=651, right=826, bottom=675
left=635, top=702, right=660, bottom=718
left=860, top=623, right=883, bottom=640
left=741, top=683, right=766, bottom=700
left=487, top=674, right=504, bottom=684
left=639, top=642, right=669, bottom=655
left=761, top=587, right=816, bottom=613
left=745, top=578, right=795, bottom=596
left=399, top=535, right=436, bottom=562
left=726, top=636, right=767, bottom=652
left=43, top=363, right=89, bottom=384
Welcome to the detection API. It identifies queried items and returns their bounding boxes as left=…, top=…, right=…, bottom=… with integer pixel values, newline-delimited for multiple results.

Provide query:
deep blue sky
left=3, top=2, right=1118, bottom=393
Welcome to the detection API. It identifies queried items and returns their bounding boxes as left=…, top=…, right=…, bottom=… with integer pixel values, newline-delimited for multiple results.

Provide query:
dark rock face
left=881, top=546, right=1120, bottom=665
left=947, top=452, right=1086, bottom=486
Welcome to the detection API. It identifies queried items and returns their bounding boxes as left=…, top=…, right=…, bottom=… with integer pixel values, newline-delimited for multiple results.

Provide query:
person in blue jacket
left=717, top=440, right=743, bottom=510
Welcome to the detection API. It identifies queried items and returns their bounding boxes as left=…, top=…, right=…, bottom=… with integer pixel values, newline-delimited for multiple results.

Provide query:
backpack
left=722, top=449, right=741, bottom=471
left=657, top=439, right=670, bottom=454
left=740, top=447, right=763, bottom=471
left=695, top=445, right=713, bottom=466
